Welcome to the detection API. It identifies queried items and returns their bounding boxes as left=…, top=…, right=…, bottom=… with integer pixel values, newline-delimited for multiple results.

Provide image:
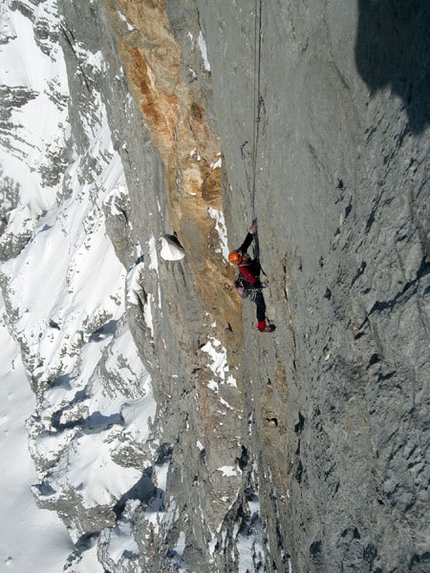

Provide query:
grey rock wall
left=192, top=1, right=429, bottom=572
left=64, top=0, right=428, bottom=571
left=57, top=1, right=254, bottom=571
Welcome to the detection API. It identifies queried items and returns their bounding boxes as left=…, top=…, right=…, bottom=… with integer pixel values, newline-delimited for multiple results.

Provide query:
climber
left=228, top=221, right=275, bottom=333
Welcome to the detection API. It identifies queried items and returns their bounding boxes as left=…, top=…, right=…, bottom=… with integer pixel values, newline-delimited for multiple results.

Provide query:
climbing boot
left=258, top=321, right=276, bottom=333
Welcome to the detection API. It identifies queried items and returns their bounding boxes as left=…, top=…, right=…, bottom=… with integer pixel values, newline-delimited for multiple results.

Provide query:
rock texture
left=1, top=0, right=429, bottom=572
left=194, top=2, right=430, bottom=572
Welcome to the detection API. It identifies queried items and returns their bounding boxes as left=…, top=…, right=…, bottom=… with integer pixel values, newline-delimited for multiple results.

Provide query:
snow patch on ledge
left=160, top=235, right=185, bottom=261
left=201, top=336, right=229, bottom=381
left=211, top=153, right=222, bottom=169
left=208, top=207, right=229, bottom=261
left=198, top=30, right=211, bottom=71
left=217, top=465, right=242, bottom=477
left=148, top=236, right=159, bottom=270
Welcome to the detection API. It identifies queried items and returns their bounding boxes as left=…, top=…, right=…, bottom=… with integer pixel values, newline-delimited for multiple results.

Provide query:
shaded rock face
left=2, top=0, right=428, bottom=572
left=55, top=1, right=249, bottom=571
left=355, top=0, right=430, bottom=134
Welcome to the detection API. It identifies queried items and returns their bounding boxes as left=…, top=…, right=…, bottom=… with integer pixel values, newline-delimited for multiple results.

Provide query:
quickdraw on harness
left=235, top=275, right=258, bottom=299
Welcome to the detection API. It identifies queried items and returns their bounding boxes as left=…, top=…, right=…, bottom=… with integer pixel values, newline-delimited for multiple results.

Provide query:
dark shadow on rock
left=49, top=373, right=73, bottom=390
left=355, top=0, right=430, bottom=133
left=50, top=382, right=123, bottom=433
left=163, top=233, right=183, bottom=248
left=89, top=319, right=118, bottom=341
left=33, top=480, right=57, bottom=497
left=86, top=410, right=123, bottom=431
left=113, top=467, right=165, bottom=518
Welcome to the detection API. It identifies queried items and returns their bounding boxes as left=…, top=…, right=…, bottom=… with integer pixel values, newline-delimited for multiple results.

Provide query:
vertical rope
left=251, top=0, right=263, bottom=261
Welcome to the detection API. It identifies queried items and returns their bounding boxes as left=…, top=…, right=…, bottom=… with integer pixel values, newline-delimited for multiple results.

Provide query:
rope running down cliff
left=250, top=0, right=263, bottom=214
left=250, top=0, right=264, bottom=260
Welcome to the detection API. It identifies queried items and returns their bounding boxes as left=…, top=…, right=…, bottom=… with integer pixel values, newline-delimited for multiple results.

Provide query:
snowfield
left=0, top=1, right=156, bottom=571
left=0, top=312, right=74, bottom=573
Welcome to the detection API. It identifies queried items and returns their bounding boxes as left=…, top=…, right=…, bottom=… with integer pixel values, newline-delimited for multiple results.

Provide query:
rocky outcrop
left=1, top=0, right=429, bottom=572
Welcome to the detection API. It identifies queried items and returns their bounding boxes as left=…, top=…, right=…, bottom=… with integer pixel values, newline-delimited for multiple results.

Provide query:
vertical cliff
left=97, top=0, right=428, bottom=571
left=56, top=0, right=254, bottom=570
left=1, top=0, right=429, bottom=572
left=191, top=2, right=430, bottom=572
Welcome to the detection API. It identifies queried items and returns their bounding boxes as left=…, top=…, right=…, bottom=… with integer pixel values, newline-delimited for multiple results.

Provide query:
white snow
left=235, top=491, right=266, bottom=573
left=104, top=520, right=139, bottom=563
left=127, top=262, right=145, bottom=306
left=226, top=374, right=238, bottom=388
left=117, top=9, right=135, bottom=32
left=217, top=465, right=241, bottom=477
left=0, top=2, right=156, bottom=571
left=126, top=252, right=156, bottom=336
left=208, top=379, right=219, bottom=393
left=67, top=433, right=143, bottom=507
left=122, top=391, right=156, bottom=442
left=103, top=185, right=129, bottom=217
left=160, top=236, right=185, bottom=261
left=0, top=4, right=68, bottom=216
left=154, top=461, right=170, bottom=492
left=66, top=541, right=104, bottom=573
left=208, top=207, right=230, bottom=261
left=174, top=531, right=186, bottom=556
left=190, top=147, right=201, bottom=161
left=196, top=439, right=205, bottom=452
left=211, top=154, right=222, bottom=169
left=201, top=336, right=229, bottom=381
left=3, top=155, right=127, bottom=386
left=208, top=534, right=218, bottom=557
left=144, top=293, right=155, bottom=337
left=148, top=235, right=159, bottom=270
left=0, top=308, right=73, bottom=573
left=198, top=30, right=211, bottom=72
left=219, top=396, right=234, bottom=410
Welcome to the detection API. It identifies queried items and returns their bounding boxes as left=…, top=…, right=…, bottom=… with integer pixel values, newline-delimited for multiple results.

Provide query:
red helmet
left=228, top=250, right=243, bottom=265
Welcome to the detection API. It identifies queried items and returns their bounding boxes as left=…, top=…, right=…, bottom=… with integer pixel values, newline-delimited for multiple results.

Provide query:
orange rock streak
left=110, top=0, right=242, bottom=349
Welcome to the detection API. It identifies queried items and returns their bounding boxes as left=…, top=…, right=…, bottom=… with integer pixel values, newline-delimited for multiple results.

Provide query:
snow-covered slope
left=0, top=1, right=157, bottom=571
left=0, top=309, right=73, bottom=573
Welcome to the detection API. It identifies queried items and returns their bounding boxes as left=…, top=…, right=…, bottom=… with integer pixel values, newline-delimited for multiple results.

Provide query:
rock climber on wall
left=228, top=221, right=275, bottom=333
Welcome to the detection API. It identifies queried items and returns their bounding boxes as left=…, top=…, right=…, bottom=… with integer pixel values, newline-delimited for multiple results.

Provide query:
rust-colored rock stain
left=107, top=0, right=242, bottom=355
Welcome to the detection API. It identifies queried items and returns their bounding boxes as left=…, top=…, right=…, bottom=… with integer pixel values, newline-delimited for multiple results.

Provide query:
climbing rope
left=250, top=0, right=264, bottom=263
left=250, top=0, right=264, bottom=219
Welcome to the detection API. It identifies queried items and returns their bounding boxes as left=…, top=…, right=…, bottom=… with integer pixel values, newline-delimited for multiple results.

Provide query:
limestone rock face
left=1, top=0, right=428, bottom=572
left=190, top=2, right=430, bottom=572
left=102, top=1, right=428, bottom=571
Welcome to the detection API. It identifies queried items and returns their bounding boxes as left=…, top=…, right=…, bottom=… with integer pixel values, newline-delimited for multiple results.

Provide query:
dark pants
left=244, top=289, right=266, bottom=322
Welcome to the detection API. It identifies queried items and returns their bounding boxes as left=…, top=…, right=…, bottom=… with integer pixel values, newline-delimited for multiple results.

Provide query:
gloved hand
left=249, top=220, right=258, bottom=234
left=261, top=280, right=269, bottom=288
